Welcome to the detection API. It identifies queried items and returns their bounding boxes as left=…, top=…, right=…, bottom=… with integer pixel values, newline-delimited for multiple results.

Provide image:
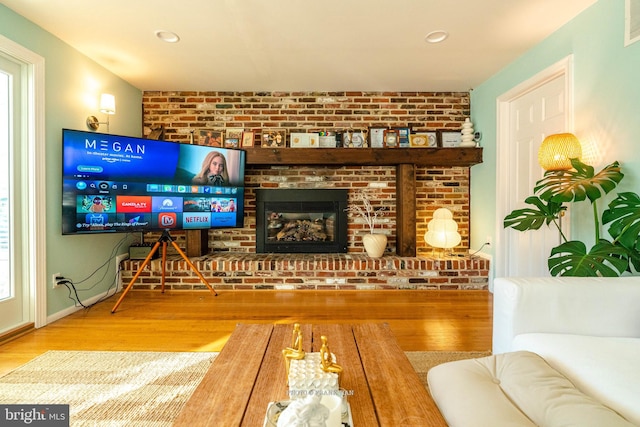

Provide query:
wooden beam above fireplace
left=244, top=147, right=482, bottom=167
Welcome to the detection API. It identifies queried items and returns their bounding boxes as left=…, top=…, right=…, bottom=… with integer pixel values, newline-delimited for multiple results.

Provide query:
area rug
left=0, top=351, right=217, bottom=426
left=0, top=350, right=489, bottom=426
left=406, top=350, right=492, bottom=385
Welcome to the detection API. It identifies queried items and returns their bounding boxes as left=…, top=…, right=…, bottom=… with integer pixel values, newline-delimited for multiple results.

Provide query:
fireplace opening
left=255, top=189, right=348, bottom=253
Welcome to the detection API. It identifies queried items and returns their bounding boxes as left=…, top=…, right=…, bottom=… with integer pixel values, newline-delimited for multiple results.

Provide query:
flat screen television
left=62, top=129, right=246, bottom=235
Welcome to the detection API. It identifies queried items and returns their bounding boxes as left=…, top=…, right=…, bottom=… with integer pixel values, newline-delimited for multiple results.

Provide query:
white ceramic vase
left=460, top=118, right=476, bottom=147
left=362, top=233, right=387, bottom=258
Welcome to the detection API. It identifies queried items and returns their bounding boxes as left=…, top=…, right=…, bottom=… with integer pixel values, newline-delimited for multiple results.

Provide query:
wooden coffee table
left=173, top=323, right=446, bottom=426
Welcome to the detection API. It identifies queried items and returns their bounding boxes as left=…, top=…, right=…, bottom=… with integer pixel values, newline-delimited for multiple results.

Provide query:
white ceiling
left=3, top=0, right=597, bottom=92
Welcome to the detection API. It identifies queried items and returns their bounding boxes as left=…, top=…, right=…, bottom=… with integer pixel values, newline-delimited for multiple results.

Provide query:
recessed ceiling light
left=424, top=30, right=449, bottom=44
left=155, top=30, right=180, bottom=43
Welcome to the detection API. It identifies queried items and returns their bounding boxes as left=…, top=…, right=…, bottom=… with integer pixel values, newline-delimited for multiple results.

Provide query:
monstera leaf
left=603, top=192, right=640, bottom=273
left=504, top=196, right=566, bottom=232
left=603, top=192, right=640, bottom=250
left=534, top=159, right=623, bottom=204
left=548, top=240, right=629, bottom=277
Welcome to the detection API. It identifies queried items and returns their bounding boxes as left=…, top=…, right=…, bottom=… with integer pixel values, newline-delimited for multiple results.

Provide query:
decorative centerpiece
left=284, top=326, right=342, bottom=399
left=272, top=325, right=346, bottom=427
left=345, top=191, right=387, bottom=257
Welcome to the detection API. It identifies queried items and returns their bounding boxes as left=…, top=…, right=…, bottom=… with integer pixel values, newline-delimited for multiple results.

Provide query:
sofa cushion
left=513, top=333, right=640, bottom=425
left=427, top=351, right=634, bottom=427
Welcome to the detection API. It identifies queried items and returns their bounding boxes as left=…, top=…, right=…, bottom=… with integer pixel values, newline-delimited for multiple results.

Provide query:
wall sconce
left=86, top=93, right=116, bottom=133
left=424, top=208, right=461, bottom=256
left=538, top=132, right=582, bottom=171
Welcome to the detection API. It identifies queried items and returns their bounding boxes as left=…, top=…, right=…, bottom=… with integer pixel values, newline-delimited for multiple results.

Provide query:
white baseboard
left=46, top=289, right=119, bottom=324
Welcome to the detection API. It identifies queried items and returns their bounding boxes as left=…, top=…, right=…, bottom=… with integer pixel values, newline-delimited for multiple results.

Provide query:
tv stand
left=112, top=230, right=217, bottom=313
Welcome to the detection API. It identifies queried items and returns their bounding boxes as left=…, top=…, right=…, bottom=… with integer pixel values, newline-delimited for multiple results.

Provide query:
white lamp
left=424, top=208, right=461, bottom=256
left=87, top=93, right=116, bottom=132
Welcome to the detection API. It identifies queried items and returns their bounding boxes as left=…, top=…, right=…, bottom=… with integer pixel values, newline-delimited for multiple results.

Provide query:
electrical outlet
left=486, top=236, right=492, bottom=246
left=52, top=272, right=63, bottom=288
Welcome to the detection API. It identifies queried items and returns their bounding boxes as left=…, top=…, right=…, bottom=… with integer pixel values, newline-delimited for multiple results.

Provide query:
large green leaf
left=547, top=240, right=629, bottom=277
left=504, top=196, right=566, bottom=231
left=628, top=249, right=640, bottom=273
left=534, top=159, right=623, bottom=204
left=603, top=192, right=640, bottom=251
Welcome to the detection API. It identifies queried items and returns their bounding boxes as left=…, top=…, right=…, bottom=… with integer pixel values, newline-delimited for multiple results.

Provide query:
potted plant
left=504, top=158, right=640, bottom=276
left=345, top=191, right=387, bottom=257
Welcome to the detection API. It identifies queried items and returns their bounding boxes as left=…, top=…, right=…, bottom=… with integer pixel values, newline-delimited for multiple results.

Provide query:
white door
left=496, top=57, right=573, bottom=278
left=0, top=36, right=46, bottom=334
left=0, top=53, right=28, bottom=334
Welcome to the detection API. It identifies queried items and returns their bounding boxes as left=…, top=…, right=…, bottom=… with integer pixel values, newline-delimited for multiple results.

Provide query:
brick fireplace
left=120, top=91, right=490, bottom=290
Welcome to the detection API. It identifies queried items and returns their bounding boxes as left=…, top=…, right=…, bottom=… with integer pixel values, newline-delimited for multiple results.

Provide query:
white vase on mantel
left=460, top=118, right=476, bottom=147
left=362, top=233, right=387, bottom=258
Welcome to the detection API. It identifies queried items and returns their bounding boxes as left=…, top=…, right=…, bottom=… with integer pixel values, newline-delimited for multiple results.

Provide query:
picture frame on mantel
left=261, top=129, right=287, bottom=148
left=383, top=129, right=399, bottom=148
left=410, top=132, right=439, bottom=148
left=344, top=129, right=369, bottom=148
left=241, top=131, right=255, bottom=147
left=224, top=128, right=243, bottom=149
left=440, top=131, right=463, bottom=147
left=198, top=129, right=224, bottom=147
left=369, top=127, right=386, bottom=148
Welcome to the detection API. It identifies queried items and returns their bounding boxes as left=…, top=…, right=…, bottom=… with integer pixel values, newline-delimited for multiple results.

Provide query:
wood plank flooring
left=0, top=289, right=492, bottom=376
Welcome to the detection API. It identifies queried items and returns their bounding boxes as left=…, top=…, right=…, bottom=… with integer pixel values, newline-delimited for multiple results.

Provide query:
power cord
left=469, top=242, right=490, bottom=257
left=58, top=279, right=89, bottom=309
left=56, top=233, right=133, bottom=309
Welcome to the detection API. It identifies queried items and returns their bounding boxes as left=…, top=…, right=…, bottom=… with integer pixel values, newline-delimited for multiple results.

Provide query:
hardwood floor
left=0, top=289, right=493, bottom=376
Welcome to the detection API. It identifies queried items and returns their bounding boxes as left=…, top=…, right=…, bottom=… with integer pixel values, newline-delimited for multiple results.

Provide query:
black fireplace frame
left=255, top=189, right=348, bottom=253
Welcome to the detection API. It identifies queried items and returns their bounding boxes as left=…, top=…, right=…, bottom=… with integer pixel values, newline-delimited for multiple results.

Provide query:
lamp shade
left=538, top=133, right=582, bottom=171
left=99, top=93, right=116, bottom=115
left=424, top=208, right=461, bottom=249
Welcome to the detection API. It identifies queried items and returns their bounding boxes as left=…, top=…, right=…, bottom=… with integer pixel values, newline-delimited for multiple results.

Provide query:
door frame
left=494, top=55, right=574, bottom=278
left=0, top=35, right=47, bottom=329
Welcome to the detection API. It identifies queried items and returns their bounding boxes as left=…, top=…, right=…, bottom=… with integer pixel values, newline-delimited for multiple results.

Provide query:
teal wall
left=471, top=0, right=640, bottom=276
left=0, top=5, right=142, bottom=315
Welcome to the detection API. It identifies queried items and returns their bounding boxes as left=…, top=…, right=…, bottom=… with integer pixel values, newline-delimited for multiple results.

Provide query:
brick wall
left=141, top=91, right=470, bottom=255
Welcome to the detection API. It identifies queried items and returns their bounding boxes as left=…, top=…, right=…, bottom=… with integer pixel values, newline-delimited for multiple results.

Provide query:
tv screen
left=62, top=129, right=246, bottom=235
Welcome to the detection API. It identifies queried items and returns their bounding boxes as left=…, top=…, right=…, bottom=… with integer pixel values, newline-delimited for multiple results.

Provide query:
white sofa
left=428, top=276, right=640, bottom=426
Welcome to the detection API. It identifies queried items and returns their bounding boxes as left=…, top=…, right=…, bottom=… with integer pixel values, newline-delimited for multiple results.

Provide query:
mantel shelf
left=244, top=147, right=483, bottom=167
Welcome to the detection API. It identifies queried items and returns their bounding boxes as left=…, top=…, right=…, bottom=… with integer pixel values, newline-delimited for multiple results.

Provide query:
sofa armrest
left=492, top=276, right=640, bottom=354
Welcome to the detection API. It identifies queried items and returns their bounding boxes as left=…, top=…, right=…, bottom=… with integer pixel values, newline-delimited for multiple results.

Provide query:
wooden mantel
left=187, top=147, right=483, bottom=257
left=244, top=147, right=483, bottom=167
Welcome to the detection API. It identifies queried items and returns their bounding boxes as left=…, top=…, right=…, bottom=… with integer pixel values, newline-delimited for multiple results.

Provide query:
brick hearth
left=121, top=253, right=489, bottom=291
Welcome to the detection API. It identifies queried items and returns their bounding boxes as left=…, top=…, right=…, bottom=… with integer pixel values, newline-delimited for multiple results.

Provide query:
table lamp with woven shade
left=538, top=133, right=582, bottom=171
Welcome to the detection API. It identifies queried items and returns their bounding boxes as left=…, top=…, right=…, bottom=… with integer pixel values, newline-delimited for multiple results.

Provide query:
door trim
left=0, top=35, right=46, bottom=328
left=494, top=55, right=574, bottom=279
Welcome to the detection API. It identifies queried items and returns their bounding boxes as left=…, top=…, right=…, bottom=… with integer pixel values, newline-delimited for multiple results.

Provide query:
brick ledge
left=121, top=253, right=490, bottom=291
